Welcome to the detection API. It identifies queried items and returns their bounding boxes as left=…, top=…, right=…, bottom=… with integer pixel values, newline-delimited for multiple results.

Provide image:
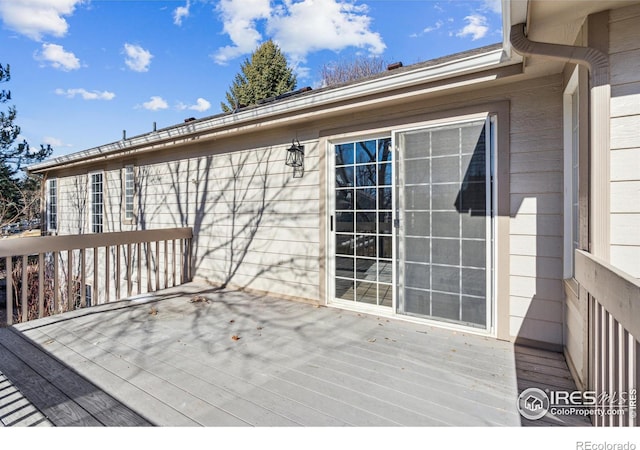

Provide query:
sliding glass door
left=396, top=118, right=493, bottom=329
left=329, top=117, right=494, bottom=331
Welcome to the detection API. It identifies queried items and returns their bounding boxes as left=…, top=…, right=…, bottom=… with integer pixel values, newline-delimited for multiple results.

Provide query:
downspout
left=510, top=21, right=610, bottom=261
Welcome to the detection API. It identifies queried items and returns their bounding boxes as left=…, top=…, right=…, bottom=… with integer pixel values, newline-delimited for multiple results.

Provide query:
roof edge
left=29, top=44, right=518, bottom=173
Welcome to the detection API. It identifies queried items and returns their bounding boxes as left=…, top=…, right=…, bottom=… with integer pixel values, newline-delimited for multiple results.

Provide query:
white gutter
left=29, top=47, right=516, bottom=173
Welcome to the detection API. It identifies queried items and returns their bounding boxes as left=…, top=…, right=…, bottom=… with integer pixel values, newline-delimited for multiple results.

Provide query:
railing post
left=105, top=245, right=110, bottom=303
left=53, top=251, right=59, bottom=314
left=155, top=240, right=160, bottom=291
left=93, top=247, right=98, bottom=307
left=6, top=256, right=12, bottom=326
left=146, top=241, right=151, bottom=293
left=38, top=253, right=44, bottom=319
left=137, top=242, right=142, bottom=295
left=21, top=255, right=28, bottom=322
left=67, top=250, right=73, bottom=312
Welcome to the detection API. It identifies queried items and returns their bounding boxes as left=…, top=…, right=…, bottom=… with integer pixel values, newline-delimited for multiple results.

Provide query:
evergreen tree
left=221, top=40, right=297, bottom=112
left=1, top=63, right=52, bottom=226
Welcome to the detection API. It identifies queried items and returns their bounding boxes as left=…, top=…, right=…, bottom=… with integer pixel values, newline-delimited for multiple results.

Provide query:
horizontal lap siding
left=610, top=6, right=640, bottom=278
left=508, top=76, right=564, bottom=346
left=139, top=142, right=319, bottom=301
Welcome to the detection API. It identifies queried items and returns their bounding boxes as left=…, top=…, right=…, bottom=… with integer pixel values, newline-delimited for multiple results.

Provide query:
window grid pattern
left=48, top=179, right=57, bottom=231
left=91, top=173, right=104, bottom=233
left=334, top=138, right=393, bottom=307
left=124, top=166, right=134, bottom=221
left=400, top=120, right=489, bottom=328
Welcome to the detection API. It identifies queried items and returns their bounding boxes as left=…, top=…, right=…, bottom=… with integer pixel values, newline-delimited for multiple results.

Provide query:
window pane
left=336, top=166, right=354, bottom=188
left=336, top=143, right=354, bottom=166
left=356, top=188, right=376, bottom=210
left=356, top=164, right=376, bottom=187
left=355, top=140, right=377, bottom=164
left=336, top=189, right=354, bottom=210
left=335, top=212, right=354, bottom=232
left=378, top=138, right=392, bottom=162
left=356, top=212, right=376, bottom=234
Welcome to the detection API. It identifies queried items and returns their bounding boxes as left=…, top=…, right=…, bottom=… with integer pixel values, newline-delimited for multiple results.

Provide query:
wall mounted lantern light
left=285, top=139, right=304, bottom=178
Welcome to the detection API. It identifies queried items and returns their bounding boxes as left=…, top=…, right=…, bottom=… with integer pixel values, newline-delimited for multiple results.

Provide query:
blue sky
left=0, top=0, right=502, bottom=158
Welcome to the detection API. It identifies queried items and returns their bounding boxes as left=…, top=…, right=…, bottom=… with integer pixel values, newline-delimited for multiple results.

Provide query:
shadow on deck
left=0, top=282, right=590, bottom=427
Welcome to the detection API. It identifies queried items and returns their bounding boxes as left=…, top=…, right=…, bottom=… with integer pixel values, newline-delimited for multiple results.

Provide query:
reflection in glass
left=355, top=258, right=377, bottom=281
left=356, top=212, right=376, bottom=234
left=378, top=212, right=392, bottom=234
left=378, top=163, right=392, bottom=186
left=356, top=164, right=376, bottom=187
left=355, top=234, right=376, bottom=257
left=355, top=280, right=377, bottom=304
left=336, top=143, right=354, bottom=165
left=336, top=189, right=354, bottom=210
left=336, top=257, right=354, bottom=278
left=336, top=166, right=354, bottom=187
left=378, top=187, right=392, bottom=210
left=356, top=188, right=376, bottom=210
left=335, top=212, right=353, bottom=232
left=378, top=138, right=392, bottom=162
left=356, top=140, right=377, bottom=164
left=336, top=234, right=354, bottom=255
left=336, top=278, right=354, bottom=301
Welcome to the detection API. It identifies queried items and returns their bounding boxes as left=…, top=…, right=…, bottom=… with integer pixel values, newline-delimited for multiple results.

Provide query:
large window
left=47, top=178, right=57, bottom=231
left=124, top=165, right=135, bottom=222
left=91, top=172, right=104, bottom=233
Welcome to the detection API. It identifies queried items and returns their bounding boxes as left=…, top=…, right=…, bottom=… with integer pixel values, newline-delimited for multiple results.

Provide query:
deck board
left=2, top=282, right=591, bottom=427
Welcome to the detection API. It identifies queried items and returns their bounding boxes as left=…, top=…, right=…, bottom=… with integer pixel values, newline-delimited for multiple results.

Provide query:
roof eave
left=29, top=44, right=521, bottom=174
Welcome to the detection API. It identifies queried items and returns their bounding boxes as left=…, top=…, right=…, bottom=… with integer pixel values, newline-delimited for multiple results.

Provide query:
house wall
left=49, top=71, right=566, bottom=347
left=609, top=3, right=640, bottom=279
left=54, top=131, right=322, bottom=303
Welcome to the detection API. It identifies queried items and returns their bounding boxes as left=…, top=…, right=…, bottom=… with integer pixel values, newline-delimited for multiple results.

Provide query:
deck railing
left=0, top=228, right=192, bottom=326
left=574, top=249, right=639, bottom=426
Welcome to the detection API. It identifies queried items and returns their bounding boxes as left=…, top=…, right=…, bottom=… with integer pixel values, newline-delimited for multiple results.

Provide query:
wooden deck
left=0, top=282, right=590, bottom=426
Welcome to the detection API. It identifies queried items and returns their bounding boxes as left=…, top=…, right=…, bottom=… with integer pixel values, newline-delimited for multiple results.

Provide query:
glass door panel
left=396, top=119, right=492, bottom=329
left=333, top=138, right=393, bottom=309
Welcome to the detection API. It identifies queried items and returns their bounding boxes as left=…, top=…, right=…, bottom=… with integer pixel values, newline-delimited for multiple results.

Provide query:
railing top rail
left=0, top=228, right=192, bottom=258
left=575, top=249, right=640, bottom=339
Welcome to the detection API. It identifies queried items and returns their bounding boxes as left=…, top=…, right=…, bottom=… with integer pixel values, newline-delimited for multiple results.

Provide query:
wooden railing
left=0, top=228, right=192, bottom=326
left=574, top=249, right=639, bottom=426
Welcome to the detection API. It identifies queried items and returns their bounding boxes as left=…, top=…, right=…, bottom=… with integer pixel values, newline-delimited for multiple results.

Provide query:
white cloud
left=423, top=20, right=443, bottom=34
left=42, top=136, right=72, bottom=147
left=457, top=14, right=489, bottom=41
left=482, top=0, right=502, bottom=14
left=142, top=96, right=168, bottom=111
left=123, top=43, right=153, bottom=72
left=55, top=88, right=115, bottom=100
left=213, top=0, right=271, bottom=65
left=268, top=0, right=385, bottom=64
left=0, top=0, right=84, bottom=40
left=212, top=0, right=385, bottom=67
left=37, top=43, right=80, bottom=71
left=173, top=0, right=190, bottom=26
left=178, top=97, right=211, bottom=112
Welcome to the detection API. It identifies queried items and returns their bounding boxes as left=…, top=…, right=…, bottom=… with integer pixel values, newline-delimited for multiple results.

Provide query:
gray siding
left=610, top=4, right=640, bottom=278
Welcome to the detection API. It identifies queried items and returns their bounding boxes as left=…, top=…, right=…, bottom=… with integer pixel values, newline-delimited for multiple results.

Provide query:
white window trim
left=563, top=67, right=580, bottom=279
left=47, top=178, right=58, bottom=232
left=122, top=165, right=136, bottom=224
left=89, top=171, right=105, bottom=234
